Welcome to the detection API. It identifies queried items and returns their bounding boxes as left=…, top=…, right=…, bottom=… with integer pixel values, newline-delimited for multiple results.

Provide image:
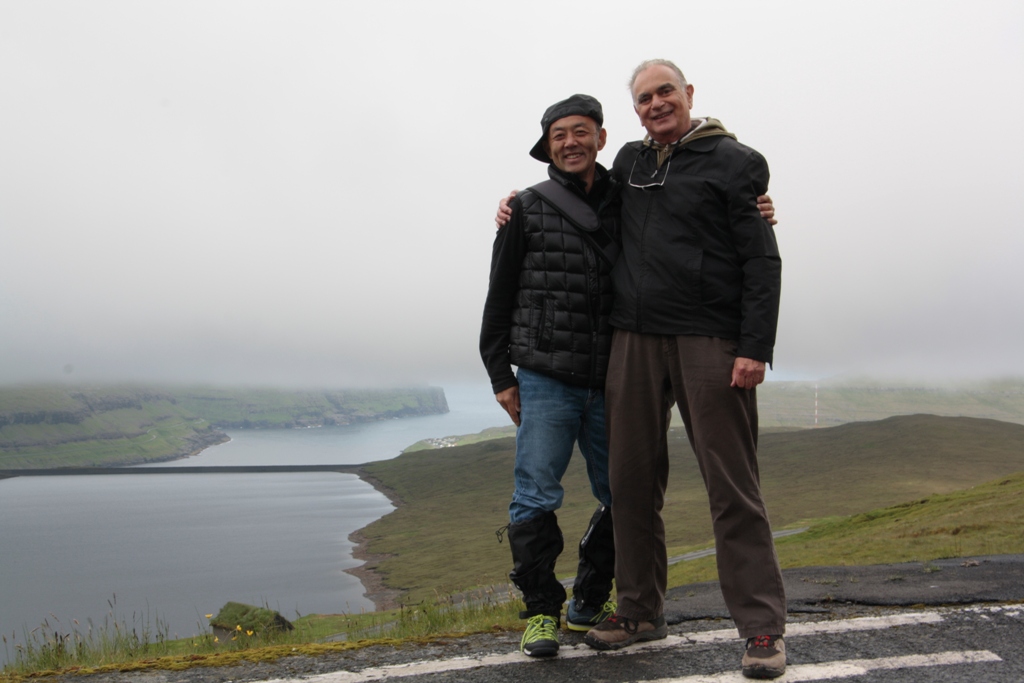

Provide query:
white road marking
left=966, top=604, right=1024, bottom=618
left=258, top=611, right=948, bottom=683
left=781, top=611, right=944, bottom=638
left=644, top=650, right=1002, bottom=682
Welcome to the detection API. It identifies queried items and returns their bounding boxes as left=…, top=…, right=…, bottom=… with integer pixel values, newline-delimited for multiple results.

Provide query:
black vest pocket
left=535, top=297, right=556, bottom=352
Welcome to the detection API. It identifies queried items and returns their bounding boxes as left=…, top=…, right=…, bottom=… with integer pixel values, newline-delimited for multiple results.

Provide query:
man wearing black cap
left=490, top=75, right=780, bottom=673
left=480, top=94, right=620, bottom=657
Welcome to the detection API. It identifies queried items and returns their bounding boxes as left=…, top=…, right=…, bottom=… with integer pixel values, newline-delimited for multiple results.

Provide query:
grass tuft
left=1, top=592, right=525, bottom=681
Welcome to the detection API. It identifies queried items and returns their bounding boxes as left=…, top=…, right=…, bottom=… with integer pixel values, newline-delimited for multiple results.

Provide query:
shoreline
left=346, top=529, right=401, bottom=611
left=344, top=468, right=404, bottom=611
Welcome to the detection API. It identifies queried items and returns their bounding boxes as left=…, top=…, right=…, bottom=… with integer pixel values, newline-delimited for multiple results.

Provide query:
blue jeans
left=509, top=368, right=612, bottom=524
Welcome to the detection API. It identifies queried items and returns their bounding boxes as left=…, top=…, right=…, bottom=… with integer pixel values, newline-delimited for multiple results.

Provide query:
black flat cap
left=529, top=93, right=604, bottom=163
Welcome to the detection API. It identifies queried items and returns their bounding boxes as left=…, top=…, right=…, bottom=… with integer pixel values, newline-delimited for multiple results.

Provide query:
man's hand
left=730, top=357, right=765, bottom=390
left=495, top=386, right=521, bottom=426
left=495, top=190, right=518, bottom=229
left=757, top=194, right=777, bottom=226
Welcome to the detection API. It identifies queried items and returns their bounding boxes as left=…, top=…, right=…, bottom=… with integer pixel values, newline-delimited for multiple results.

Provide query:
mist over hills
left=4, top=377, right=1024, bottom=470
left=0, top=384, right=448, bottom=469
left=757, top=378, right=1024, bottom=427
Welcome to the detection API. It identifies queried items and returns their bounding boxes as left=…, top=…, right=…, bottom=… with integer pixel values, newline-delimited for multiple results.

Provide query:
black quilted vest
left=507, top=180, right=619, bottom=389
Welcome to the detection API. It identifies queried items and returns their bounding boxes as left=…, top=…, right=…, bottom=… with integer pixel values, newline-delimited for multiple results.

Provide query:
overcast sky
left=2, top=1, right=1022, bottom=389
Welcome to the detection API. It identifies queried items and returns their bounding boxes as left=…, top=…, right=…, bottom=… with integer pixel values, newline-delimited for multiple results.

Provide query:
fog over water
left=2, top=1, right=1022, bottom=388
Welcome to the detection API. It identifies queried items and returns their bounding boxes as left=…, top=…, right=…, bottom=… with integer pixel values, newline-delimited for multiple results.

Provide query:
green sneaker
left=565, top=599, right=617, bottom=632
left=520, top=614, right=559, bottom=657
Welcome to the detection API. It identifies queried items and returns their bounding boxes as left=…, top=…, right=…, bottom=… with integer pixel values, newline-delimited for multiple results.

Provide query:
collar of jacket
left=547, top=162, right=615, bottom=198
left=681, top=117, right=736, bottom=146
left=640, top=117, right=737, bottom=156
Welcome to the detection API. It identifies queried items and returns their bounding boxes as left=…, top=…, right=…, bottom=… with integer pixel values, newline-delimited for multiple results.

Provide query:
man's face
left=544, top=115, right=607, bottom=182
left=632, top=65, right=694, bottom=144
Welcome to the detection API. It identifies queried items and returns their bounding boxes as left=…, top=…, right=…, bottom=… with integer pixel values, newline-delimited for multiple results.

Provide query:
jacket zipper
left=636, top=194, right=653, bottom=333
left=583, top=242, right=599, bottom=385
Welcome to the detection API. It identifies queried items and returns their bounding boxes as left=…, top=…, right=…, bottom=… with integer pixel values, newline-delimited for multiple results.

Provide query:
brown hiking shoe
left=583, top=614, right=667, bottom=650
left=741, top=634, right=786, bottom=679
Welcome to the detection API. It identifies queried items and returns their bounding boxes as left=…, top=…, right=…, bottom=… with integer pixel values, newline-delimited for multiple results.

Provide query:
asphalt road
left=59, top=555, right=1024, bottom=683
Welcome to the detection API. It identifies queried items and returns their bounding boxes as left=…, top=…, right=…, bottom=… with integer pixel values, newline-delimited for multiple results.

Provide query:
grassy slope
left=358, top=415, right=1024, bottom=604
left=0, top=387, right=223, bottom=468
left=669, top=470, right=1024, bottom=586
left=402, top=425, right=517, bottom=453
left=0, top=418, right=216, bottom=468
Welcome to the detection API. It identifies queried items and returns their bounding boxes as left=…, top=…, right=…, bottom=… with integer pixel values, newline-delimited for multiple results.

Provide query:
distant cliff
left=173, top=386, right=449, bottom=429
left=0, top=384, right=448, bottom=469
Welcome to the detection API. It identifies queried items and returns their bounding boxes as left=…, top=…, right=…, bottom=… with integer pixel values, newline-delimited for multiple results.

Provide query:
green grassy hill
left=671, top=469, right=1024, bottom=587
left=0, top=386, right=224, bottom=469
left=0, top=384, right=448, bottom=469
left=357, top=414, right=1024, bottom=604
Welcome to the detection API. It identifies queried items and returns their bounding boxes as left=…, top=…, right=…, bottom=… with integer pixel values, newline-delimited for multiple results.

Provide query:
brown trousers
left=606, top=330, right=786, bottom=637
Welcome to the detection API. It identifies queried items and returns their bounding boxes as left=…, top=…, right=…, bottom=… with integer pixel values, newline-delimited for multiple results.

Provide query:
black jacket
left=480, top=165, right=621, bottom=393
left=609, top=122, right=781, bottom=364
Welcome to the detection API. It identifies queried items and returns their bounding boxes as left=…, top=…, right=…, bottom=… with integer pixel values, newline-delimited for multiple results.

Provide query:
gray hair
left=628, top=59, right=688, bottom=94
